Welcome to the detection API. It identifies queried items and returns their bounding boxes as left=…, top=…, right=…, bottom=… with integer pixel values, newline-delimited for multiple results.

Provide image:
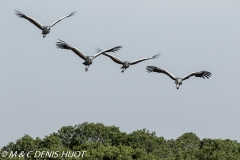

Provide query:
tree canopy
left=1, top=122, right=240, bottom=160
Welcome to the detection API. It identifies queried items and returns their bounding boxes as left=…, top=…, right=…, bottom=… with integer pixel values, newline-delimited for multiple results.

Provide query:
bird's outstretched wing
left=93, top=46, right=122, bottom=59
left=98, top=52, right=124, bottom=64
left=56, top=39, right=86, bottom=60
left=50, top=11, right=76, bottom=28
left=182, top=71, right=211, bottom=81
left=146, top=66, right=175, bottom=80
left=130, top=53, right=160, bottom=65
left=15, top=9, right=43, bottom=30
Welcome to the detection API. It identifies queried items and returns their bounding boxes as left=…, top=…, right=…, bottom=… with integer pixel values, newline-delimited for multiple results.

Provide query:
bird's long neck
left=175, top=78, right=182, bottom=89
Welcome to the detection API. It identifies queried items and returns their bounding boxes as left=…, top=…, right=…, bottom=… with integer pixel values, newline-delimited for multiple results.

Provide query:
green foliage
left=1, top=122, right=240, bottom=160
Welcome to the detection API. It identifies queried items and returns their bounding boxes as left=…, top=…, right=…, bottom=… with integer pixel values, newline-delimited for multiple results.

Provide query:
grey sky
left=1, top=1, right=240, bottom=147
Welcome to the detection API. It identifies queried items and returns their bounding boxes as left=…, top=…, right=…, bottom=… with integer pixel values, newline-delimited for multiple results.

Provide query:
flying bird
left=15, top=10, right=76, bottom=38
left=146, top=66, right=211, bottom=89
left=95, top=48, right=160, bottom=73
left=56, top=39, right=122, bottom=71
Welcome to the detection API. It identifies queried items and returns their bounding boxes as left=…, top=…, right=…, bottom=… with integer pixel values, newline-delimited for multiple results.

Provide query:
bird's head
left=175, top=78, right=183, bottom=90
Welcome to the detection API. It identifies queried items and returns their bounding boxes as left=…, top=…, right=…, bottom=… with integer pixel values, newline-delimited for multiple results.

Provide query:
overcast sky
left=1, top=1, right=240, bottom=147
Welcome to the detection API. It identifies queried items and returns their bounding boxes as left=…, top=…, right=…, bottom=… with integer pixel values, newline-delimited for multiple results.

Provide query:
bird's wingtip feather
left=153, top=53, right=160, bottom=59
left=146, top=66, right=155, bottom=73
left=95, top=47, right=102, bottom=53
left=15, top=9, right=24, bottom=17
left=69, top=11, right=77, bottom=17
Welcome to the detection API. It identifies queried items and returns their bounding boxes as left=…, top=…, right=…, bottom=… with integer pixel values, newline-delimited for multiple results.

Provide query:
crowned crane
left=56, top=40, right=122, bottom=71
left=15, top=10, right=76, bottom=38
left=146, top=66, right=211, bottom=89
left=95, top=48, right=160, bottom=73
